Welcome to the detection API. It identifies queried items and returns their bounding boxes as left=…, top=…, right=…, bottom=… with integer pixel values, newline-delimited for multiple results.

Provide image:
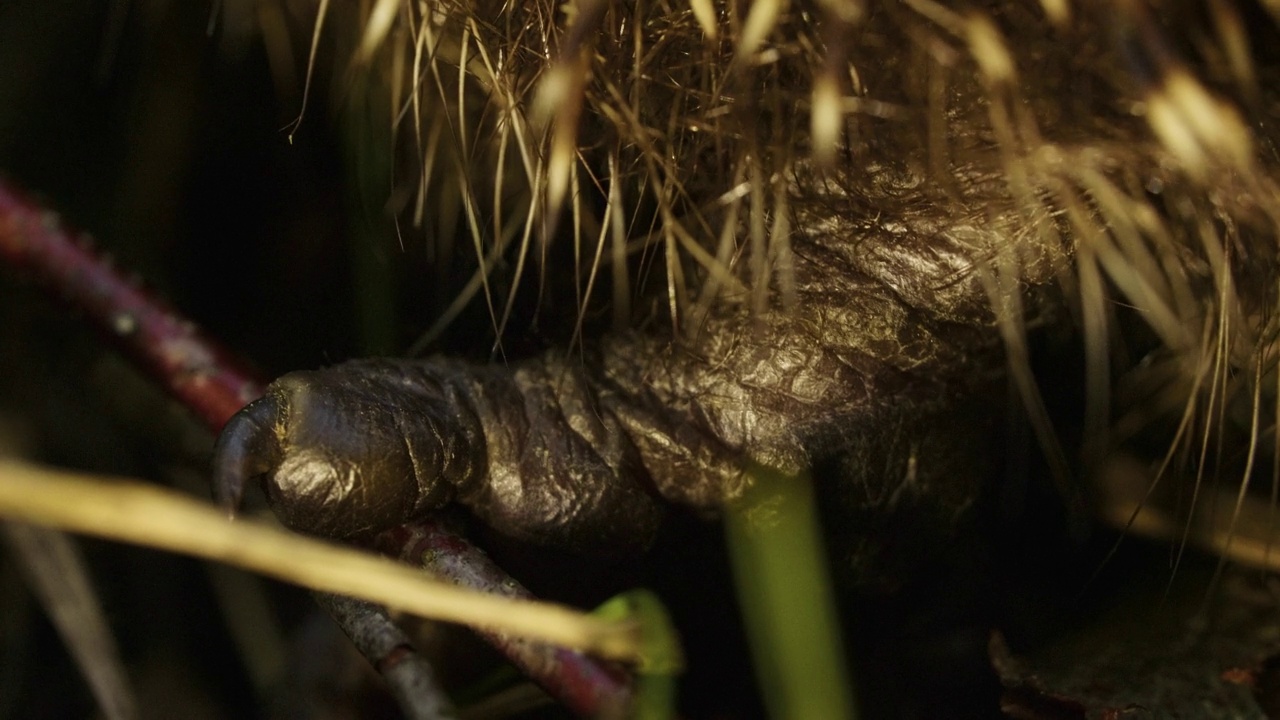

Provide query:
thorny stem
left=378, top=523, right=632, bottom=718
left=314, top=592, right=458, bottom=720
left=0, top=179, right=262, bottom=431
left=0, top=176, right=632, bottom=717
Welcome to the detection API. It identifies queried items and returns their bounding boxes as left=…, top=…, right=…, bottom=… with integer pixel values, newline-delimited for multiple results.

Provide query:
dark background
left=0, top=2, right=403, bottom=717
left=3, top=2, right=1279, bottom=719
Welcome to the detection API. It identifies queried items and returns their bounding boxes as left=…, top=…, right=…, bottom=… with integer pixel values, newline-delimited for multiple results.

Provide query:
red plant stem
left=0, top=176, right=632, bottom=716
left=378, top=523, right=633, bottom=718
left=315, top=592, right=458, bottom=720
left=0, top=179, right=262, bottom=431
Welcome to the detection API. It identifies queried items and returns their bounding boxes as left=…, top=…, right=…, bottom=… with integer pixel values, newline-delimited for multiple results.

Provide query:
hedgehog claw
left=211, top=396, right=282, bottom=518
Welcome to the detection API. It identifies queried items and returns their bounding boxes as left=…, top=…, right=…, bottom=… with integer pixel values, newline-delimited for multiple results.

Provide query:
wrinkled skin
left=211, top=0, right=1273, bottom=578
left=213, top=163, right=1031, bottom=570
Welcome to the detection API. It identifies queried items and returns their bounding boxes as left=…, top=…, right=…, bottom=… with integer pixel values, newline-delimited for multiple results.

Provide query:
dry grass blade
left=689, top=0, right=719, bottom=39
left=1209, top=0, right=1256, bottom=99
left=736, top=0, right=785, bottom=62
left=3, top=522, right=138, bottom=720
left=810, top=73, right=842, bottom=167
left=283, top=0, right=331, bottom=141
left=358, top=0, right=404, bottom=64
left=0, top=460, right=644, bottom=665
left=1038, top=0, right=1070, bottom=26
left=1098, top=452, right=1280, bottom=576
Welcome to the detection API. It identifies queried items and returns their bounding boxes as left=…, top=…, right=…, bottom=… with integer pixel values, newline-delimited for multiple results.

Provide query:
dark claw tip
left=211, top=396, right=282, bottom=518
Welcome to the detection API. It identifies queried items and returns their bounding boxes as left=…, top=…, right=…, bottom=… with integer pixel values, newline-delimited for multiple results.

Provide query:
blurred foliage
left=0, top=2, right=391, bottom=717
left=725, top=467, right=857, bottom=719
left=3, top=2, right=1278, bottom=719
